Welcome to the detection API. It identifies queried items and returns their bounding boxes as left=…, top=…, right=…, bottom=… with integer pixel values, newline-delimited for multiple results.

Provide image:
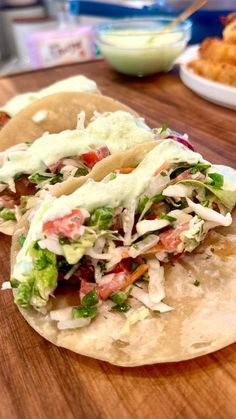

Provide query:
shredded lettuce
left=186, top=198, right=232, bottom=226
left=14, top=244, right=58, bottom=309
left=179, top=179, right=236, bottom=210
left=182, top=216, right=204, bottom=252
left=147, top=259, right=165, bottom=303
left=31, top=245, right=58, bottom=306
left=89, top=207, right=114, bottom=230
left=121, top=307, right=150, bottom=336
left=14, top=279, right=34, bottom=308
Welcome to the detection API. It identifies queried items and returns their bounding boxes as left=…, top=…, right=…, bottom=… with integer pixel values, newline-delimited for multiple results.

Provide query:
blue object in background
left=68, top=0, right=80, bottom=15
left=68, top=1, right=234, bottom=44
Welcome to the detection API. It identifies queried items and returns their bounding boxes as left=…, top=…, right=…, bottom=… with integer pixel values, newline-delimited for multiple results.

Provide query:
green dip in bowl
left=94, top=18, right=192, bottom=77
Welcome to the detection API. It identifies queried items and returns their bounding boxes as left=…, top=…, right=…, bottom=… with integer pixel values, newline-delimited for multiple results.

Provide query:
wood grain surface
left=0, top=60, right=236, bottom=419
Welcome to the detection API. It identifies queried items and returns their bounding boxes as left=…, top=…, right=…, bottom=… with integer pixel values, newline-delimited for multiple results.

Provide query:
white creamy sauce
left=0, top=111, right=153, bottom=185
left=1, top=75, right=98, bottom=116
left=86, top=111, right=152, bottom=150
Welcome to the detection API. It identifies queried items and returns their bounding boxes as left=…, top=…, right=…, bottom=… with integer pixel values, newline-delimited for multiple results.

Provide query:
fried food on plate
left=200, top=38, right=236, bottom=66
left=222, top=13, right=236, bottom=44
left=188, top=59, right=236, bottom=87
left=187, top=13, right=236, bottom=88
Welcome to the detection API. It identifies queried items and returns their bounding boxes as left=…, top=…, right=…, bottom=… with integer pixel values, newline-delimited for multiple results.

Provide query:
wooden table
left=0, top=60, right=236, bottom=419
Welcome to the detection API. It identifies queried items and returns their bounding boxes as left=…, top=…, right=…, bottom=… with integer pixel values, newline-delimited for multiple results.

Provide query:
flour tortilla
left=11, top=145, right=236, bottom=366
left=0, top=92, right=137, bottom=150
left=0, top=92, right=137, bottom=235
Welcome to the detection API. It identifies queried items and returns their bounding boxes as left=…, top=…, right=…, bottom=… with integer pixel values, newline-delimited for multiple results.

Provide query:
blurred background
left=0, top=0, right=235, bottom=75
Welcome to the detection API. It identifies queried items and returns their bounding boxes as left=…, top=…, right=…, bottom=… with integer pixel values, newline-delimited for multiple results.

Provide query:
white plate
left=178, top=45, right=236, bottom=111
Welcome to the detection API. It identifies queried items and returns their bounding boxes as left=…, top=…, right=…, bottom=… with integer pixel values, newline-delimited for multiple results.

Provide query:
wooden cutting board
left=0, top=60, right=236, bottom=419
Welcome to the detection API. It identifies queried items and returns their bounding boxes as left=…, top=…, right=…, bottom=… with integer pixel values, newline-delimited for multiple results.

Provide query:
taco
left=0, top=92, right=137, bottom=150
left=8, top=138, right=236, bottom=366
left=0, top=75, right=99, bottom=119
left=0, top=110, right=159, bottom=235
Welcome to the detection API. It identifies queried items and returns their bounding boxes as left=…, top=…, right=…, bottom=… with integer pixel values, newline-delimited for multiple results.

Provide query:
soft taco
left=8, top=138, right=236, bottom=366
left=0, top=91, right=136, bottom=149
left=0, top=75, right=99, bottom=121
left=0, top=110, right=160, bottom=235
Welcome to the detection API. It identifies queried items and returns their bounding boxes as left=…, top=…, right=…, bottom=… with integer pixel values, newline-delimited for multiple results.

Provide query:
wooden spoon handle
left=160, top=0, right=208, bottom=34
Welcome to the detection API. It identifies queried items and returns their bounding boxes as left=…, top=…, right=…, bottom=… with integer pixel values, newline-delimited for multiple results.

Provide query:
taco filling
left=10, top=139, right=236, bottom=332
left=0, top=111, right=158, bottom=233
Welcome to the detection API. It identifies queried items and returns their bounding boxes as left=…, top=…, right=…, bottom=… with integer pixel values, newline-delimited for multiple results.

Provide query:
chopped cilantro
left=75, top=167, right=89, bottom=177
left=160, top=171, right=168, bottom=177
left=110, top=173, right=117, bottom=180
left=73, top=288, right=98, bottom=319
left=10, top=278, right=20, bottom=288
left=136, top=195, right=149, bottom=214
left=81, top=289, right=98, bottom=307
left=190, top=163, right=211, bottom=174
left=208, top=173, right=224, bottom=188
left=14, top=172, right=23, bottom=180
left=112, top=302, right=131, bottom=313
left=33, top=241, right=40, bottom=250
left=159, top=214, right=176, bottom=222
left=29, top=173, right=51, bottom=184
left=34, top=253, right=52, bottom=271
left=110, top=291, right=127, bottom=305
left=18, top=234, right=26, bottom=248
left=49, top=173, right=63, bottom=185
left=73, top=306, right=97, bottom=319
left=153, top=194, right=164, bottom=203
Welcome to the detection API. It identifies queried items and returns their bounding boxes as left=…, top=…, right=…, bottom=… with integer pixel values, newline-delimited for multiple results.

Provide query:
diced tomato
left=80, top=279, right=97, bottom=297
left=80, top=146, right=110, bottom=169
left=15, top=175, right=36, bottom=196
left=172, top=169, right=205, bottom=184
left=99, top=272, right=127, bottom=300
left=43, top=209, right=84, bottom=239
left=112, top=258, right=133, bottom=274
left=172, top=169, right=191, bottom=184
left=159, top=222, right=190, bottom=252
left=169, top=252, right=183, bottom=263
left=0, top=111, right=11, bottom=128
left=145, top=213, right=157, bottom=220
left=0, top=195, right=16, bottom=208
left=74, top=264, right=95, bottom=282
left=48, top=159, right=63, bottom=174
